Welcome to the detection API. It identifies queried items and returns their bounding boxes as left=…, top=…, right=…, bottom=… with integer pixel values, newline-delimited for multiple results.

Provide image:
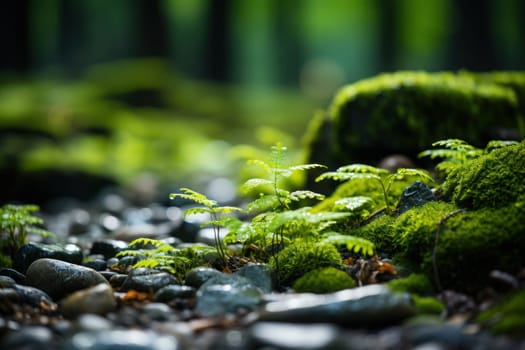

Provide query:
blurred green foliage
left=0, top=59, right=314, bottom=193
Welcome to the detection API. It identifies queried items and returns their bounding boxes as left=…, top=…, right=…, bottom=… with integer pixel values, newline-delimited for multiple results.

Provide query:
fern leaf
left=333, top=196, right=373, bottom=212
left=246, top=194, right=281, bottom=213
left=240, top=178, right=273, bottom=193
left=337, top=164, right=388, bottom=174
left=288, top=164, right=327, bottom=172
left=393, top=168, right=434, bottom=183
left=289, top=190, right=325, bottom=201
left=184, top=207, right=213, bottom=216
left=315, top=171, right=381, bottom=183
left=170, top=188, right=218, bottom=208
left=321, top=233, right=375, bottom=256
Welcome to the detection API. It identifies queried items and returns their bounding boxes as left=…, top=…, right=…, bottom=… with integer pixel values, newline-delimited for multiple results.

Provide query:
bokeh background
left=1, top=0, right=524, bottom=206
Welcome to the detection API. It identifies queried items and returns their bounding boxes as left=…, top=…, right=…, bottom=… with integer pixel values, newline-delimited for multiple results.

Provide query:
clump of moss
left=270, top=241, right=342, bottom=287
left=442, top=140, right=525, bottom=210
left=387, top=273, right=435, bottom=295
left=391, top=201, right=457, bottom=268
left=433, top=204, right=525, bottom=293
left=476, top=289, right=525, bottom=336
left=411, top=295, right=445, bottom=316
left=292, top=267, right=356, bottom=294
left=351, top=212, right=395, bottom=256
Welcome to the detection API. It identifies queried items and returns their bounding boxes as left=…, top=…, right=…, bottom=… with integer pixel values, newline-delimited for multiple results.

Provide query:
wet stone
left=82, top=258, right=107, bottom=271
left=120, top=271, right=179, bottom=293
left=61, top=283, right=116, bottom=319
left=258, top=284, right=415, bottom=327
left=75, top=314, right=114, bottom=332
left=195, top=274, right=263, bottom=317
left=13, top=242, right=83, bottom=273
left=154, top=285, right=196, bottom=302
left=0, top=267, right=26, bottom=284
left=13, top=284, right=56, bottom=310
left=142, top=302, right=175, bottom=321
left=396, top=181, right=436, bottom=214
left=0, top=326, right=55, bottom=350
left=67, top=329, right=179, bottom=350
left=234, top=263, right=276, bottom=293
left=90, top=239, right=128, bottom=259
left=184, top=267, right=223, bottom=288
left=109, top=273, right=128, bottom=288
left=250, top=322, right=341, bottom=350
left=0, top=275, right=16, bottom=288
left=25, top=258, right=109, bottom=300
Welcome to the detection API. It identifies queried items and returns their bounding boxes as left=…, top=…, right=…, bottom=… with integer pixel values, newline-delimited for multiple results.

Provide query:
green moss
left=433, top=204, right=525, bottom=293
left=351, top=212, right=395, bottom=255
left=477, top=289, right=525, bottom=336
left=270, top=240, right=342, bottom=287
left=442, top=140, right=525, bottom=210
left=292, top=267, right=356, bottom=294
left=391, top=201, right=457, bottom=267
left=387, top=273, right=435, bottom=295
left=306, top=71, right=522, bottom=169
left=411, top=295, right=445, bottom=316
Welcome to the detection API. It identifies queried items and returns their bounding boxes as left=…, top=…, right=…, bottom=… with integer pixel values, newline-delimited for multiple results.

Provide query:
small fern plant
left=0, top=204, right=53, bottom=260
left=418, top=139, right=518, bottom=176
left=316, top=164, right=433, bottom=214
left=169, top=188, right=243, bottom=267
left=116, top=238, right=213, bottom=281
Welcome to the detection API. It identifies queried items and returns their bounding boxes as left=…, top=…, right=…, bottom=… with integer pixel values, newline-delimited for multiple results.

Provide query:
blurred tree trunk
left=0, top=0, right=30, bottom=72
left=377, top=0, right=398, bottom=72
left=136, top=0, right=169, bottom=57
left=449, top=0, right=498, bottom=70
left=204, top=0, right=231, bottom=82
left=275, top=1, right=303, bottom=86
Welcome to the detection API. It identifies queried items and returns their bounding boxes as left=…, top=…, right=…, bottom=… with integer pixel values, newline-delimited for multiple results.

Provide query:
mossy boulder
left=292, top=267, right=356, bottom=294
left=442, top=140, right=525, bottom=210
left=387, top=273, right=435, bottom=295
left=304, top=71, right=523, bottom=175
left=391, top=201, right=525, bottom=293
left=270, top=241, right=342, bottom=287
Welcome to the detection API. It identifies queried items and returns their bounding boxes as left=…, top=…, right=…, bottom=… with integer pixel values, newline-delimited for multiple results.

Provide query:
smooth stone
left=109, top=273, right=128, bottom=288
left=113, top=223, right=158, bottom=242
left=68, top=329, right=179, bottom=350
left=258, top=284, right=415, bottom=327
left=234, top=263, right=276, bottom=293
left=196, top=274, right=263, bottom=317
left=76, top=314, right=114, bottom=332
left=154, top=285, right=196, bottom=302
left=89, top=239, right=128, bottom=259
left=184, top=267, right=223, bottom=288
left=250, top=322, right=340, bottom=350
left=25, top=258, right=109, bottom=300
left=82, top=258, right=107, bottom=271
left=120, top=271, right=179, bottom=293
left=61, top=283, right=116, bottom=319
left=0, top=326, right=54, bottom=349
left=142, top=302, right=175, bottom=321
left=0, top=275, right=16, bottom=288
left=396, top=181, right=436, bottom=214
left=13, top=284, right=56, bottom=310
left=13, top=242, right=83, bottom=273
left=0, top=267, right=26, bottom=284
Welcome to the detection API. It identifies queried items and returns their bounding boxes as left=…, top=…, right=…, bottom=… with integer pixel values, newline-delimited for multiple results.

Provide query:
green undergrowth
left=292, top=266, right=356, bottom=293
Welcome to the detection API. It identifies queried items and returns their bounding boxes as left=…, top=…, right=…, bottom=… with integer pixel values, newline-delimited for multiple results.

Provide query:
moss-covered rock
left=477, top=289, right=525, bottom=336
left=351, top=212, right=395, bottom=256
left=304, top=71, right=523, bottom=173
left=411, top=295, right=445, bottom=316
left=391, top=200, right=525, bottom=293
left=442, top=140, right=525, bottom=210
left=292, top=267, right=356, bottom=294
left=387, top=273, right=435, bottom=295
left=270, top=241, right=342, bottom=287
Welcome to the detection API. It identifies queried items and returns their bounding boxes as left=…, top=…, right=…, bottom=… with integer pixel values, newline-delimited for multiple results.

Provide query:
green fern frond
left=246, top=194, right=282, bottom=213
left=321, top=233, right=375, bottom=256
left=333, top=196, right=374, bottom=212
left=391, top=168, right=434, bottom=183
left=485, top=140, right=518, bottom=152
left=184, top=207, right=213, bottom=217
left=315, top=171, right=381, bottom=183
left=289, top=190, right=325, bottom=201
left=288, top=164, right=327, bottom=172
left=269, top=143, right=288, bottom=169
left=247, top=159, right=272, bottom=173
left=170, top=188, right=218, bottom=208
left=240, top=178, right=274, bottom=193
left=337, top=164, right=389, bottom=174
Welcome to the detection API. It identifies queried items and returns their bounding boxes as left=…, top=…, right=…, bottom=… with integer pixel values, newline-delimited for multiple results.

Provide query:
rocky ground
left=1, top=187, right=524, bottom=350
